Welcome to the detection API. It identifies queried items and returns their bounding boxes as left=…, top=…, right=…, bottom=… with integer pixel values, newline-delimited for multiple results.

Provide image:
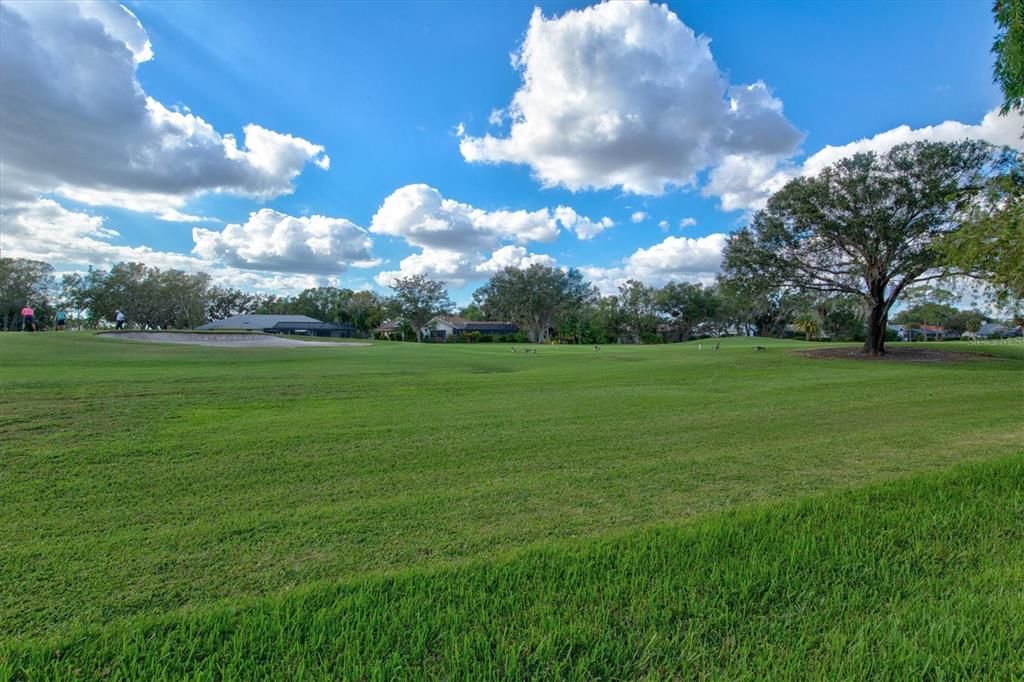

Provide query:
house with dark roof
left=916, top=324, right=958, bottom=340
left=974, top=322, right=1022, bottom=339
left=197, top=314, right=356, bottom=337
left=423, top=315, right=519, bottom=341
left=374, top=320, right=405, bottom=340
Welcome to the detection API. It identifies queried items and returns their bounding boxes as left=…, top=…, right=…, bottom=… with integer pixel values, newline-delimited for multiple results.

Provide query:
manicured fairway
left=6, top=456, right=1024, bottom=679
left=1, top=333, right=1022, bottom=677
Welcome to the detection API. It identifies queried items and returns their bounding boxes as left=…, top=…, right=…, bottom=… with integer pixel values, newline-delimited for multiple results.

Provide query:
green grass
left=1, top=333, right=1022, bottom=677
left=4, top=456, right=1023, bottom=679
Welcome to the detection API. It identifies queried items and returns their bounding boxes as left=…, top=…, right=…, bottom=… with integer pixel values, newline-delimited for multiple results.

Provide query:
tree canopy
left=473, top=264, right=596, bottom=342
left=389, top=274, right=453, bottom=342
left=722, top=140, right=1006, bottom=355
left=656, top=282, right=719, bottom=343
left=0, top=258, right=55, bottom=330
left=941, top=160, right=1024, bottom=306
left=62, top=263, right=212, bottom=330
left=617, top=279, right=658, bottom=343
left=993, top=0, right=1024, bottom=117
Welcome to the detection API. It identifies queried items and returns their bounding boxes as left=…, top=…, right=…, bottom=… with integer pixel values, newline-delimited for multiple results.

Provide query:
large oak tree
left=474, top=264, right=595, bottom=343
left=389, top=274, right=453, bottom=342
left=722, top=140, right=1005, bottom=355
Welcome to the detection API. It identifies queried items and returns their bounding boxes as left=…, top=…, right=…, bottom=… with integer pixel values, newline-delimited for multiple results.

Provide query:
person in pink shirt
left=20, top=305, right=35, bottom=332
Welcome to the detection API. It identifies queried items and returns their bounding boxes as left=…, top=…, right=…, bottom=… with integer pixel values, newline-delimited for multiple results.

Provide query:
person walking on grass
left=115, top=309, right=126, bottom=330
left=21, top=304, right=35, bottom=332
left=55, top=309, right=67, bottom=331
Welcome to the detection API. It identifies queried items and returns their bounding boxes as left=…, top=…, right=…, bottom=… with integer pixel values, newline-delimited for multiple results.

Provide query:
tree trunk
left=863, top=300, right=887, bottom=355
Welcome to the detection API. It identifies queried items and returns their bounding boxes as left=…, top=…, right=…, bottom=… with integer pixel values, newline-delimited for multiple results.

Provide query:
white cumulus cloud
left=705, top=108, right=1024, bottom=211
left=631, top=211, right=649, bottom=224
left=583, top=233, right=728, bottom=294
left=479, top=245, right=557, bottom=273
left=192, top=209, right=377, bottom=275
left=554, top=206, right=616, bottom=240
left=374, top=245, right=556, bottom=288
left=370, top=185, right=600, bottom=286
left=0, top=1, right=329, bottom=219
left=370, top=184, right=560, bottom=251
left=460, top=1, right=802, bottom=195
left=1, top=197, right=214, bottom=274
left=1, top=197, right=370, bottom=294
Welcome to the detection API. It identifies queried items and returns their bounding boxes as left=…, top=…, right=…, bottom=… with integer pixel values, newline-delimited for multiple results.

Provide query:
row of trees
left=4, top=137, right=1020, bottom=348
left=389, top=264, right=1003, bottom=346
left=0, top=259, right=392, bottom=335
left=0, top=255, right=890, bottom=342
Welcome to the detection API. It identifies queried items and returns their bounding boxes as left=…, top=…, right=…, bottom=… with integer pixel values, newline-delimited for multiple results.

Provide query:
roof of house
left=432, top=315, right=518, bottom=332
left=269, top=320, right=353, bottom=331
left=977, top=322, right=1006, bottom=335
left=197, top=314, right=326, bottom=330
left=375, top=320, right=402, bottom=332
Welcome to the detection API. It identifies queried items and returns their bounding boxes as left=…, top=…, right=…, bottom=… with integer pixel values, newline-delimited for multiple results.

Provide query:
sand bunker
left=101, top=332, right=369, bottom=348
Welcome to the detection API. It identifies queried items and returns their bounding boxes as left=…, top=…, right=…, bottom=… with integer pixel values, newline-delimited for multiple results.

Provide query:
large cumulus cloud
left=192, top=209, right=377, bottom=275
left=582, top=233, right=728, bottom=294
left=459, top=1, right=802, bottom=195
left=369, top=184, right=615, bottom=285
left=369, top=185, right=610, bottom=286
left=0, top=1, right=329, bottom=218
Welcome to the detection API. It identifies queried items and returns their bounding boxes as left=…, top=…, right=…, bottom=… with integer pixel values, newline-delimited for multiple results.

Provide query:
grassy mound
left=4, top=456, right=1022, bottom=679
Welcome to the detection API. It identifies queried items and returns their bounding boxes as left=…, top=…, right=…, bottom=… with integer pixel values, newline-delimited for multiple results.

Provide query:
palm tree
left=792, top=313, right=821, bottom=342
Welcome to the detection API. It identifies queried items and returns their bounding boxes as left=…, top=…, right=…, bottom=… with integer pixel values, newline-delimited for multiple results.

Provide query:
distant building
left=974, top=322, right=1023, bottom=339
left=972, top=322, right=1022, bottom=339
left=423, top=315, right=518, bottom=341
left=374, top=320, right=405, bottom=340
left=976, top=322, right=1004, bottom=338
left=889, top=323, right=960, bottom=341
left=197, top=314, right=355, bottom=338
left=917, top=324, right=948, bottom=340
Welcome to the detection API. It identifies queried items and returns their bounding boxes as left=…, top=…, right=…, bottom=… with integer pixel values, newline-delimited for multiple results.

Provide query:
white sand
left=100, top=332, right=369, bottom=348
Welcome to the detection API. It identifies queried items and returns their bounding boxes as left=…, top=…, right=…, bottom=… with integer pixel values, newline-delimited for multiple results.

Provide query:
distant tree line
left=0, top=256, right=851, bottom=340
left=4, top=141, right=1019, bottom=346
left=1, top=259, right=390, bottom=335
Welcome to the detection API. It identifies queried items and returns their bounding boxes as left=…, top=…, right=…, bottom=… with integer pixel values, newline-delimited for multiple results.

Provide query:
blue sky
left=1, top=0, right=1018, bottom=303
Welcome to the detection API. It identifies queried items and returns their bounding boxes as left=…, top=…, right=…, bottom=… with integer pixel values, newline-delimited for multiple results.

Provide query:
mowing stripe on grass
left=4, top=455, right=1022, bottom=680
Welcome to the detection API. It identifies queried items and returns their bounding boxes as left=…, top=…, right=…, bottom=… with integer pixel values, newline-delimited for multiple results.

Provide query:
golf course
left=2, top=333, right=1022, bottom=678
